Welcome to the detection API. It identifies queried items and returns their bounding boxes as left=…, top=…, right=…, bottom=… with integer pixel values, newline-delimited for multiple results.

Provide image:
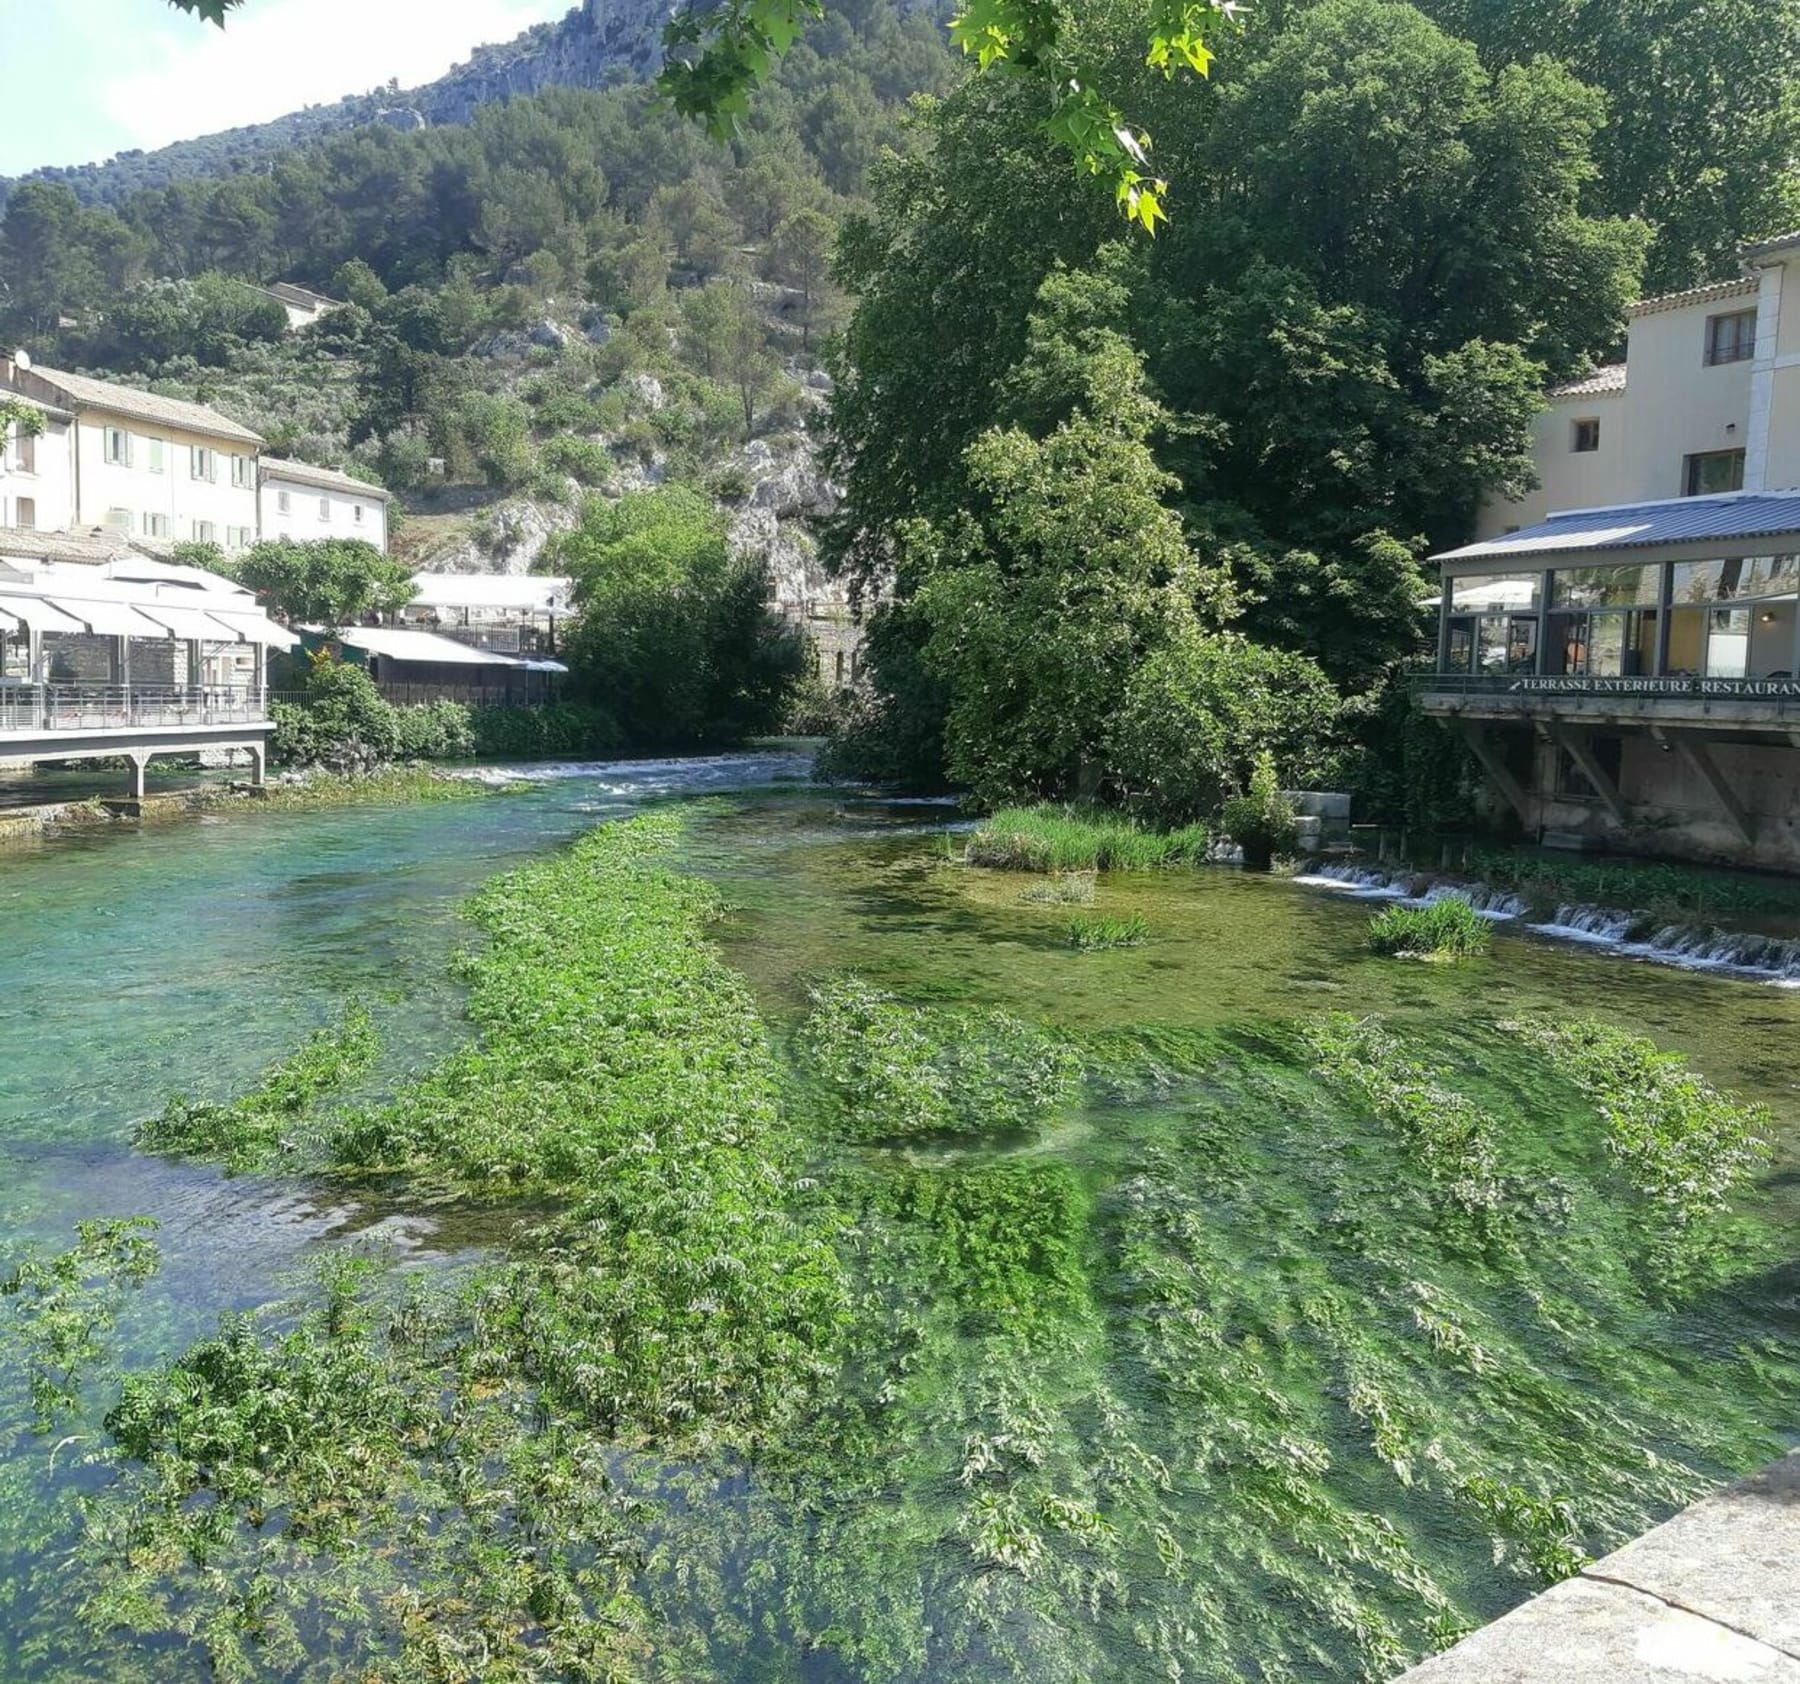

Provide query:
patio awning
left=204, top=609, right=300, bottom=649
left=136, top=603, right=238, bottom=641
left=46, top=597, right=169, bottom=639
left=0, top=597, right=89, bottom=634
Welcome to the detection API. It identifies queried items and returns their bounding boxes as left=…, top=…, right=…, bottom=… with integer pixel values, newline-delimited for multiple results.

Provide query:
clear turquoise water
left=0, top=758, right=1796, bottom=1681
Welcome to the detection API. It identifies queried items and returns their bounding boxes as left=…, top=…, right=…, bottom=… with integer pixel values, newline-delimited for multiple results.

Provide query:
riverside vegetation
left=1, top=799, right=1795, bottom=1683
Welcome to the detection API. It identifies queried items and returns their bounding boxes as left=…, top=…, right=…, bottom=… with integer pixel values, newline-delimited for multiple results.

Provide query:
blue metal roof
left=1436, top=492, right=1800, bottom=565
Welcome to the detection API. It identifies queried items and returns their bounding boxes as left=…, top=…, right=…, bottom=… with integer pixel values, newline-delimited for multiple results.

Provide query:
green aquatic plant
left=1305, top=1014, right=1504, bottom=1212
left=1067, top=911, right=1149, bottom=950
left=1368, top=898, right=1492, bottom=960
left=138, top=1002, right=378, bottom=1173
left=1508, top=1016, right=1771, bottom=1271
left=1220, top=752, right=1301, bottom=870
left=1018, top=868, right=1097, bottom=906
left=797, top=975, right=1081, bottom=1142
left=966, top=805, right=1211, bottom=872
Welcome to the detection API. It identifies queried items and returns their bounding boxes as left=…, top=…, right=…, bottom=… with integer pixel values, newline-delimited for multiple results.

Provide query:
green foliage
left=1066, top=911, right=1148, bottom=950
left=229, top=538, right=413, bottom=628
left=554, top=487, right=805, bottom=748
left=82, top=272, right=287, bottom=370
left=270, top=652, right=404, bottom=770
left=1113, top=630, right=1340, bottom=823
left=0, top=1220, right=158, bottom=1432
left=1219, top=752, right=1300, bottom=869
left=1368, top=898, right=1494, bottom=960
left=138, top=1004, right=379, bottom=1174
left=1461, top=850, right=1800, bottom=922
left=535, top=432, right=612, bottom=486
left=1509, top=1016, right=1772, bottom=1272
left=797, top=975, right=1081, bottom=1142
left=1304, top=1015, right=1504, bottom=1212
left=965, top=804, right=1211, bottom=871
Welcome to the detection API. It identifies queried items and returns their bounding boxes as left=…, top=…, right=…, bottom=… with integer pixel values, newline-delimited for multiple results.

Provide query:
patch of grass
left=253, top=768, right=489, bottom=810
left=1067, top=912, right=1148, bottom=951
left=1464, top=849, right=1800, bottom=920
left=1368, top=898, right=1492, bottom=959
left=966, top=805, right=1210, bottom=872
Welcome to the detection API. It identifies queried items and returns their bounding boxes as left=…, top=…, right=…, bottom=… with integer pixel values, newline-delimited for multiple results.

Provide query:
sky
left=0, top=0, right=574, bottom=177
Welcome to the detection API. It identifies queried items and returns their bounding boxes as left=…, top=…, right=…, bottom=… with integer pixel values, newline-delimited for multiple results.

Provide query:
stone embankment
left=1396, top=1453, right=1799, bottom=1682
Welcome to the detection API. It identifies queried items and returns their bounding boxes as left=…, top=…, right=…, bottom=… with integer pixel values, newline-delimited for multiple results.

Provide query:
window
left=190, top=446, right=216, bottom=482
left=15, top=496, right=35, bottom=530
left=194, top=520, right=215, bottom=544
left=13, top=430, right=35, bottom=473
left=1672, top=554, right=1800, bottom=604
left=226, top=525, right=252, bottom=550
left=142, top=512, right=170, bottom=539
left=1705, top=308, right=1757, bottom=366
left=231, top=454, right=254, bottom=488
left=1571, top=416, right=1601, bottom=454
left=276, top=489, right=291, bottom=514
left=1684, top=449, right=1746, bottom=496
left=1550, top=563, right=1662, bottom=610
left=353, top=503, right=364, bottom=524
left=1449, top=573, right=1541, bottom=613
left=103, top=427, right=132, bottom=467
left=318, top=496, right=331, bottom=521
left=147, top=437, right=165, bottom=474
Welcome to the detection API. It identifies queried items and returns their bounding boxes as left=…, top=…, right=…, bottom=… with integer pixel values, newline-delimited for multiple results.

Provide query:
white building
left=398, top=571, right=571, bottom=652
left=0, top=393, right=76, bottom=535
left=1478, top=233, right=1800, bottom=538
left=259, top=457, right=391, bottom=552
left=260, top=283, right=341, bottom=333
left=0, top=353, right=262, bottom=552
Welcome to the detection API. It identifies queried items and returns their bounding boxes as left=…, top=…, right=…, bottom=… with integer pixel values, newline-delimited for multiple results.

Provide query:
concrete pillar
left=127, top=752, right=150, bottom=801
left=1654, top=560, right=1673, bottom=677
left=246, top=743, right=266, bottom=788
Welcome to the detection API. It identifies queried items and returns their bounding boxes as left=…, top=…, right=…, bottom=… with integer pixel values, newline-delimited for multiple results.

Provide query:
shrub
left=1367, top=898, right=1492, bottom=960
left=1067, top=912, right=1149, bottom=951
left=538, top=433, right=613, bottom=486
left=1220, top=753, right=1300, bottom=870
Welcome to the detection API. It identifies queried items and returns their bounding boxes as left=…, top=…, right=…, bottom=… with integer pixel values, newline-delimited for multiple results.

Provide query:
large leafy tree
left=229, top=538, right=416, bottom=629
left=551, top=487, right=805, bottom=747
left=1419, top=0, right=1800, bottom=291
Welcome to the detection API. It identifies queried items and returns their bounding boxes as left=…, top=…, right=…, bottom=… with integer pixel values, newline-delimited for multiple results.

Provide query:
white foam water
left=1296, top=861, right=1800, bottom=985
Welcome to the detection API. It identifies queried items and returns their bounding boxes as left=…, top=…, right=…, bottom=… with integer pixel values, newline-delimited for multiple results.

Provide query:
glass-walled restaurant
left=1441, top=554, right=1800, bottom=681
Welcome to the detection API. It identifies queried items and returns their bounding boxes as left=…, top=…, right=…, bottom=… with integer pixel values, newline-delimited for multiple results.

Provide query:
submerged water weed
left=1508, top=1016, right=1771, bottom=1270
left=966, top=805, right=1210, bottom=872
left=797, top=975, right=1081, bottom=1142
left=1067, top=912, right=1149, bottom=951
left=1018, top=868, right=1097, bottom=906
left=137, top=1002, right=378, bottom=1173
left=1305, top=1015, right=1504, bottom=1212
left=1368, top=899, right=1491, bottom=960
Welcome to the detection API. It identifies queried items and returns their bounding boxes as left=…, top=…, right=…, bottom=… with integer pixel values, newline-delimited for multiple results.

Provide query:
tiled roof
left=1745, top=229, right=1800, bottom=260
left=1436, top=491, right=1800, bottom=564
left=260, top=456, right=391, bottom=500
left=0, top=527, right=142, bottom=565
left=266, top=282, right=338, bottom=310
left=24, top=366, right=263, bottom=445
left=1549, top=364, right=1627, bottom=399
left=1628, top=277, right=1758, bottom=317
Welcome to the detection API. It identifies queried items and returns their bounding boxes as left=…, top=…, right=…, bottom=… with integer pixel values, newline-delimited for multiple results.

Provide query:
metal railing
left=0, top=684, right=268, bottom=734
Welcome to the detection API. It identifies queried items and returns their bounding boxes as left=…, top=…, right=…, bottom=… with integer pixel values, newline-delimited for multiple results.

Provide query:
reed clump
left=966, top=805, right=1210, bottom=872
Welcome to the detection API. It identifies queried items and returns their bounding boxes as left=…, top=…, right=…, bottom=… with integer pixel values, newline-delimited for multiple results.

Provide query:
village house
left=1424, top=231, right=1800, bottom=868
left=0, top=351, right=262, bottom=552
left=255, top=282, right=342, bottom=333
left=259, top=457, right=391, bottom=552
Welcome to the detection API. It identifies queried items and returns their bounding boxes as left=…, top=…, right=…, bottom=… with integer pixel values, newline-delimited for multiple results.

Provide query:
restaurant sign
left=1504, top=675, right=1800, bottom=699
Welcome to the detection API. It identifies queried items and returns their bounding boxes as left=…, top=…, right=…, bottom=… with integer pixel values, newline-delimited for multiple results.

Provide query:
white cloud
left=99, top=0, right=572, bottom=155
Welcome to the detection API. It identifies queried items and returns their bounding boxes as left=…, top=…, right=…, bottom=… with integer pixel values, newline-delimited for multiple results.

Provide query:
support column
left=246, top=743, right=266, bottom=788
left=1550, top=722, right=1630, bottom=827
left=1654, top=561, right=1673, bottom=677
left=1667, top=732, right=1753, bottom=845
left=1536, top=569, right=1553, bottom=675
left=126, top=752, right=149, bottom=802
left=1437, top=586, right=1452, bottom=674
left=1455, top=718, right=1533, bottom=825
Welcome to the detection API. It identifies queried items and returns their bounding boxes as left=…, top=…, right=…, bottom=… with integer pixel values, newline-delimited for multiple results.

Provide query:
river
left=0, top=754, right=1795, bottom=1681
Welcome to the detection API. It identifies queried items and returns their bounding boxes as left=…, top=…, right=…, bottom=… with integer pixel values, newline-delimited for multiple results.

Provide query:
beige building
left=259, top=457, right=391, bottom=552
left=1424, top=233, right=1800, bottom=869
left=0, top=354, right=262, bottom=552
left=1479, top=233, right=1800, bottom=539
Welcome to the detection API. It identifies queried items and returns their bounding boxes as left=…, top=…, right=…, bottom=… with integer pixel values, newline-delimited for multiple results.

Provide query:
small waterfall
left=1298, top=861, right=1800, bottom=983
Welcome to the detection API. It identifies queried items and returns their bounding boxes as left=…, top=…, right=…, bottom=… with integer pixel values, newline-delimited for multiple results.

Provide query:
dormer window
left=1571, top=417, right=1601, bottom=454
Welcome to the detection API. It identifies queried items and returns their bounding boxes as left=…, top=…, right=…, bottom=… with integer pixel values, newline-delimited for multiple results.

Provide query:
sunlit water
left=1, top=757, right=1797, bottom=1679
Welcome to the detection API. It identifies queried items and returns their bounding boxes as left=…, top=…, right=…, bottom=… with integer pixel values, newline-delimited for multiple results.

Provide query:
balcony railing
left=0, top=684, right=268, bottom=735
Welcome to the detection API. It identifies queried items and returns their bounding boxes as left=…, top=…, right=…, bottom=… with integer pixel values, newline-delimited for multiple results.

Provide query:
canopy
left=327, top=625, right=539, bottom=668
left=136, top=602, right=238, bottom=641
left=204, top=608, right=300, bottom=649
left=47, top=598, right=168, bottom=639
left=0, top=595, right=90, bottom=634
